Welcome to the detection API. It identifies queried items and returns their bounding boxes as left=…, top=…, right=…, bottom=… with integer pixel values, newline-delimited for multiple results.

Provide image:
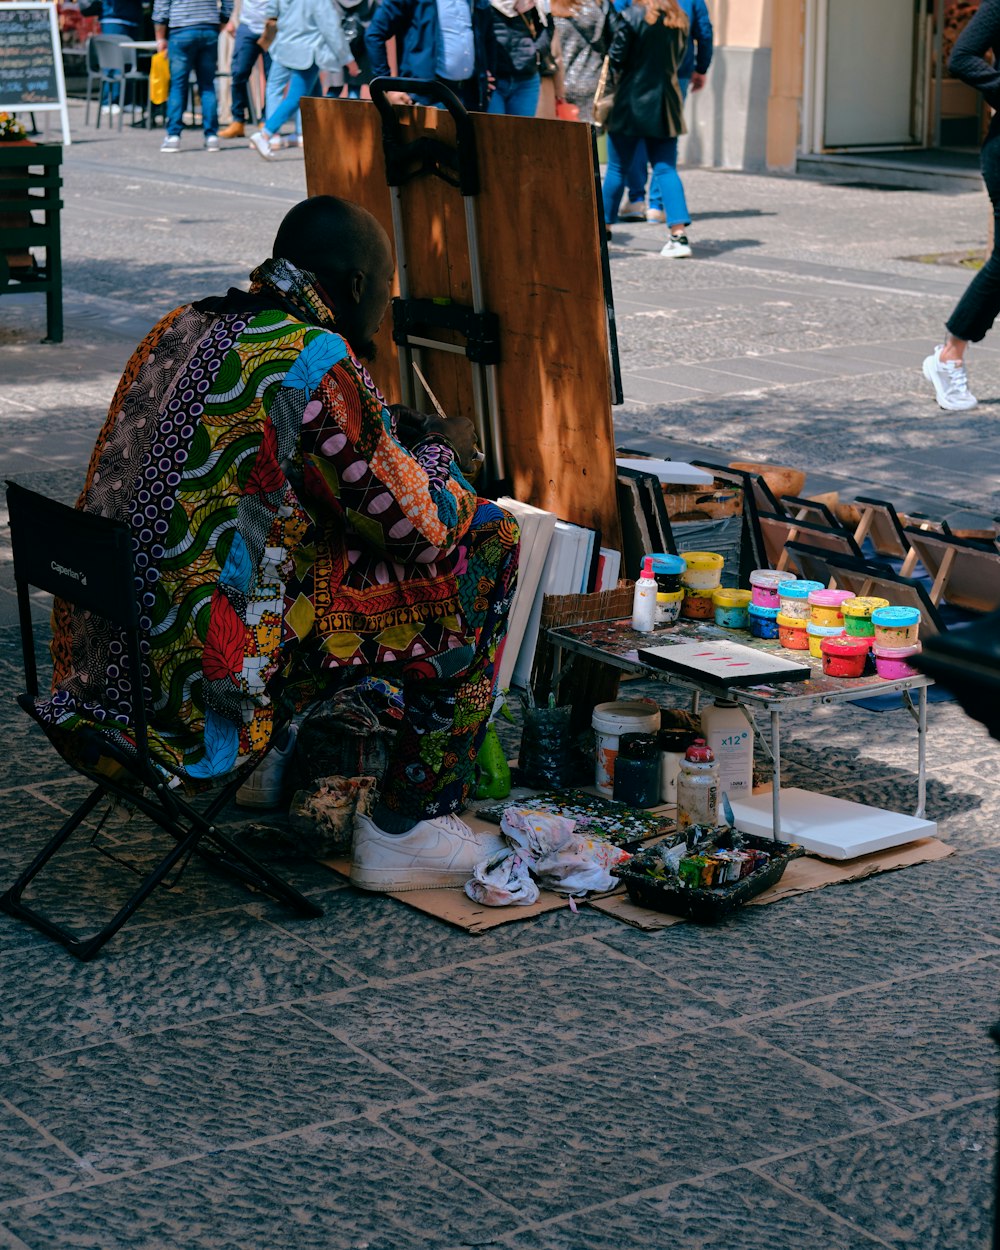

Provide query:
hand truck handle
left=369, top=76, right=480, bottom=197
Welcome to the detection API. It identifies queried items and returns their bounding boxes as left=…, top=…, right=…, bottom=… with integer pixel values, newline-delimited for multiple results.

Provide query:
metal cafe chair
left=91, top=35, right=150, bottom=130
left=0, top=483, right=322, bottom=961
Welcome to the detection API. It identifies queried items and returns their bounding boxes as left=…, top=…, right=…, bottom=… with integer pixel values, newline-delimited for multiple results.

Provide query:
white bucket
left=592, top=700, right=661, bottom=796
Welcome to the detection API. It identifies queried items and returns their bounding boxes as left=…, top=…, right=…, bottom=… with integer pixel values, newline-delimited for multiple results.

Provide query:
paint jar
left=748, top=602, right=780, bottom=639
left=680, top=587, right=716, bottom=620
left=591, top=700, right=661, bottom=796
left=806, top=621, right=845, bottom=659
left=841, top=596, right=890, bottom=638
left=713, top=587, right=752, bottom=629
left=676, top=738, right=719, bottom=830
left=613, top=734, right=662, bottom=807
left=679, top=551, right=725, bottom=591
left=873, top=642, right=922, bottom=681
left=871, top=606, right=921, bottom=648
left=777, top=579, right=825, bottom=621
left=807, top=588, right=855, bottom=627
left=656, top=588, right=685, bottom=628
left=776, top=612, right=810, bottom=650
left=749, top=568, right=790, bottom=609
left=658, top=727, right=698, bottom=804
left=820, top=634, right=871, bottom=678
left=650, top=553, right=686, bottom=594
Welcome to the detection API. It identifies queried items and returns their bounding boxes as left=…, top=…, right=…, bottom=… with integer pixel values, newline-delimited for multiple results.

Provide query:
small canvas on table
left=639, top=641, right=811, bottom=686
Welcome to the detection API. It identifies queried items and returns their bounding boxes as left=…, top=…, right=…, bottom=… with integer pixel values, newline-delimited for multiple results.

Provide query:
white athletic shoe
left=350, top=811, right=505, bottom=892
left=235, top=722, right=299, bottom=809
left=101, top=104, right=121, bottom=116
left=203, top=134, right=219, bottom=152
left=660, top=233, right=693, bottom=259
left=922, top=345, right=978, bottom=411
left=619, top=196, right=647, bottom=221
left=160, top=135, right=180, bottom=153
left=248, top=130, right=273, bottom=160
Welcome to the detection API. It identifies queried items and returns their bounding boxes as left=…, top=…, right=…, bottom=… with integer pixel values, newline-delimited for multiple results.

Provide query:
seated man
left=41, top=196, right=517, bottom=892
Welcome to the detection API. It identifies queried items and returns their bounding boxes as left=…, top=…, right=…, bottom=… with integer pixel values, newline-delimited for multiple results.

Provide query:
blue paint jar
left=713, top=588, right=752, bottom=630
left=748, top=602, right=780, bottom=639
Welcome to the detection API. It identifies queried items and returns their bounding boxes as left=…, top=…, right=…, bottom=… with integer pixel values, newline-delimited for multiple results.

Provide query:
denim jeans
left=263, top=59, right=302, bottom=135
left=948, top=126, right=1000, bottom=343
left=100, top=19, right=139, bottom=106
left=487, top=73, right=540, bottom=116
left=603, top=130, right=690, bottom=228
left=263, top=63, right=318, bottom=135
left=626, top=76, right=690, bottom=210
left=167, top=25, right=219, bottom=137
left=230, top=22, right=270, bottom=123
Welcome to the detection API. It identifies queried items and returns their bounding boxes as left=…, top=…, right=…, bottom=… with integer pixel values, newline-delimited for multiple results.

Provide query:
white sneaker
left=268, top=133, right=286, bottom=151
left=350, top=811, right=505, bottom=892
left=619, top=196, right=646, bottom=221
left=647, top=208, right=666, bottom=223
left=248, top=130, right=273, bottom=160
left=160, top=135, right=180, bottom=153
left=235, top=722, right=299, bottom=809
left=660, top=233, right=693, bottom=259
left=204, top=134, right=219, bottom=152
left=101, top=104, right=121, bottom=116
left=922, top=345, right=978, bottom=411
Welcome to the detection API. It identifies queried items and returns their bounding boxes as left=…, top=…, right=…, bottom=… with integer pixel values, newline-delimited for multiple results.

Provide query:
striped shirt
left=152, top=0, right=232, bottom=30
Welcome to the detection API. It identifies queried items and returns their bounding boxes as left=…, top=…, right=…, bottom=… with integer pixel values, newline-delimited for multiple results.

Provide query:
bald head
left=272, top=196, right=395, bottom=358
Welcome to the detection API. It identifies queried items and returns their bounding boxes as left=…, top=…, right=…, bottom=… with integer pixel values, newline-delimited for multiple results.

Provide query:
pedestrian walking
left=155, top=0, right=232, bottom=151
left=551, top=0, right=617, bottom=124
left=600, top=0, right=690, bottom=257
left=218, top=0, right=272, bottom=138
left=485, top=0, right=549, bottom=116
left=365, top=0, right=492, bottom=111
left=923, top=0, right=1000, bottom=411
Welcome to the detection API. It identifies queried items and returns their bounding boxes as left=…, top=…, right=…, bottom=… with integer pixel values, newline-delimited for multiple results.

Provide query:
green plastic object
left=474, top=722, right=511, bottom=800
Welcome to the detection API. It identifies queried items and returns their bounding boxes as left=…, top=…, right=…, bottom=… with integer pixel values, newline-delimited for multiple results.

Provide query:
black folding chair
left=1, top=483, right=322, bottom=961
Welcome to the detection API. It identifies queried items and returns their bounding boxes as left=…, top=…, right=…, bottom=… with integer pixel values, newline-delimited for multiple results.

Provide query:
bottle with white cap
left=631, top=556, right=657, bottom=633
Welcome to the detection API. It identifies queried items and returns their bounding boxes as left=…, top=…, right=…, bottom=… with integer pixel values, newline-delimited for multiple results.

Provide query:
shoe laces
left=943, top=355, right=972, bottom=397
left=434, top=813, right=473, bottom=837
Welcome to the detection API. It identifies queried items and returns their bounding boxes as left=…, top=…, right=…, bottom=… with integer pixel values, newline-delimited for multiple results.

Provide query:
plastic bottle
left=657, top=727, right=697, bottom=804
left=612, top=733, right=661, bottom=806
left=700, top=699, right=753, bottom=818
left=631, top=556, right=657, bottom=634
left=676, top=738, right=719, bottom=829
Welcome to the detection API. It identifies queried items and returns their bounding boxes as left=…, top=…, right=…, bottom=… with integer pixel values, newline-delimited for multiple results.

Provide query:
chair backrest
left=853, top=495, right=911, bottom=560
left=6, top=482, right=150, bottom=766
left=92, top=35, right=133, bottom=73
left=758, top=511, right=863, bottom=573
left=903, top=526, right=1000, bottom=613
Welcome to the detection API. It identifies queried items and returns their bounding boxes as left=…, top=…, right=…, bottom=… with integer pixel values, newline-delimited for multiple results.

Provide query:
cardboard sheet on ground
left=322, top=828, right=954, bottom=934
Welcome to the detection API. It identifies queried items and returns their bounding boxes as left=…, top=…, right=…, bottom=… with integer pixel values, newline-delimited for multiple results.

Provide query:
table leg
left=691, top=691, right=700, bottom=716
left=771, top=708, right=782, bottom=841
left=916, top=684, right=927, bottom=819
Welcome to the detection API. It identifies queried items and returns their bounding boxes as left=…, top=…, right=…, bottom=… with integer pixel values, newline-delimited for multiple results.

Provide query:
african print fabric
left=38, top=260, right=517, bottom=797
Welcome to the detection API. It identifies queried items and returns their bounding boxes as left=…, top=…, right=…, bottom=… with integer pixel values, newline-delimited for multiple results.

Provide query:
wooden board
left=301, top=97, right=621, bottom=547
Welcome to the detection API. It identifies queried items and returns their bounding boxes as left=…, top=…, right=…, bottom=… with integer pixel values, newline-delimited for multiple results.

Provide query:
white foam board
left=615, top=458, right=714, bottom=486
left=728, top=787, right=937, bottom=860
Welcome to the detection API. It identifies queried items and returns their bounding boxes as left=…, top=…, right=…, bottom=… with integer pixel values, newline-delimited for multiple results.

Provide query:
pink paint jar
left=807, top=588, right=855, bottom=628
left=820, top=634, right=871, bottom=678
left=873, top=642, right=922, bottom=680
left=749, top=569, right=790, bottom=609
left=871, top=606, right=921, bottom=648
left=776, top=612, right=809, bottom=650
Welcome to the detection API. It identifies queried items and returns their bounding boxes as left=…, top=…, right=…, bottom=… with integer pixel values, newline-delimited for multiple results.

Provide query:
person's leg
left=374, top=501, right=520, bottom=825
left=602, top=131, right=639, bottom=224
left=228, top=24, right=258, bottom=123
left=647, top=135, right=691, bottom=256
left=649, top=77, right=689, bottom=213
left=625, top=140, right=648, bottom=209
left=99, top=19, right=136, bottom=106
left=264, top=56, right=290, bottom=125
left=165, top=28, right=194, bottom=138
left=262, top=65, right=316, bottom=135
left=194, top=27, right=219, bottom=136
left=504, top=73, right=540, bottom=117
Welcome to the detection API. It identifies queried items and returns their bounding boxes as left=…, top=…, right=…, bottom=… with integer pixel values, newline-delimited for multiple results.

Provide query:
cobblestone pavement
left=0, top=103, right=997, bottom=1249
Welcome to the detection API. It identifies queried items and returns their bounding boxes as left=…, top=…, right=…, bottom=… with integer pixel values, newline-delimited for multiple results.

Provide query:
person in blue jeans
left=617, top=0, right=711, bottom=225
left=485, top=0, right=547, bottom=115
left=154, top=0, right=231, bottom=151
left=86, top=0, right=145, bottom=111
left=601, top=0, right=691, bottom=258
left=218, top=0, right=271, bottom=137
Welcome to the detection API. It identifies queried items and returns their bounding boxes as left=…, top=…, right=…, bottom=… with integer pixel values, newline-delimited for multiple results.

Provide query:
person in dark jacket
left=922, top=0, right=1000, bottom=411
left=485, top=0, right=549, bottom=116
left=365, top=0, right=492, bottom=110
left=601, top=0, right=690, bottom=258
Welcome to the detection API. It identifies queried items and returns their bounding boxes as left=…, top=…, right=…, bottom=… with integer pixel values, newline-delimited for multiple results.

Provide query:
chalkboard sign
left=0, top=4, right=71, bottom=143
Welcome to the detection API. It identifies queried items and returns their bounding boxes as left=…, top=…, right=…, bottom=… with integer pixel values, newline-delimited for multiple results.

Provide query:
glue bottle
left=700, top=698, right=753, bottom=816
left=631, top=557, right=657, bottom=633
left=676, top=738, right=719, bottom=829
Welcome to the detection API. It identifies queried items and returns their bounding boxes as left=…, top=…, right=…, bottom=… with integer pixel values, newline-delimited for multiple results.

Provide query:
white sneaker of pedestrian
left=101, top=103, right=121, bottom=116
left=248, top=130, right=273, bottom=160
left=203, top=134, right=219, bottom=151
left=350, top=811, right=505, bottom=892
left=619, top=196, right=646, bottom=221
left=268, top=133, right=286, bottom=151
left=660, top=233, right=693, bottom=259
left=235, top=722, right=299, bottom=809
left=922, top=345, right=978, bottom=412
left=160, top=135, right=180, bottom=153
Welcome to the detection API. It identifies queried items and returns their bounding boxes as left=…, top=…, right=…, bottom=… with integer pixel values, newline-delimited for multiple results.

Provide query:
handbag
left=555, top=97, right=580, bottom=120
left=592, top=55, right=616, bottom=127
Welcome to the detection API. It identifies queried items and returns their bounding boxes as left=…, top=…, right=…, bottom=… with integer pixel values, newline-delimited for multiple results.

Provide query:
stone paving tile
left=503, top=1169, right=889, bottom=1250
left=4, top=1009, right=421, bottom=1179
left=0, top=1122, right=517, bottom=1250
left=594, top=868, right=999, bottom=1016
left=0, top=911, right=355, bottom=1067
left=296, top=939, right=733, bottom=1094
left=759, top=1098, right=995, bottom=1250
left=0, top=1103, right=83, bottom=1207
left=744, top=955, right=1000, bottom=1114
left=382, top=1030, right=895, bottom=1224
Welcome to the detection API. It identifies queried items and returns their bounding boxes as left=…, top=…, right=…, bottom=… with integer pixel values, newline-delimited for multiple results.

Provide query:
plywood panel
left=301, top=96, right=621, bottom=547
